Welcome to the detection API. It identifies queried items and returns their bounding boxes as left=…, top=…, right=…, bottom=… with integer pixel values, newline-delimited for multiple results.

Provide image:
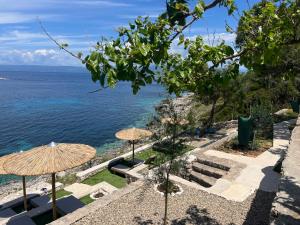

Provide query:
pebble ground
left=73, top=184, right=275, bottom=225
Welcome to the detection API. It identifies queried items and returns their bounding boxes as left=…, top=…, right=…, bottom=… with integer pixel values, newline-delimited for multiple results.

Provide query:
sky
left=0, top=0, right=259, bottom=66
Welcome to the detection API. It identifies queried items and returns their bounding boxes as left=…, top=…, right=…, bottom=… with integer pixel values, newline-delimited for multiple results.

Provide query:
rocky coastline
left=0, top=94, right=194, bottom=198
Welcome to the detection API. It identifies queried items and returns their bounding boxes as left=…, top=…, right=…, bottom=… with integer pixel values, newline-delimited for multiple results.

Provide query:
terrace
left=48, top=114, right=297, bottom=224
left=0, top=108, right=298, bottom=225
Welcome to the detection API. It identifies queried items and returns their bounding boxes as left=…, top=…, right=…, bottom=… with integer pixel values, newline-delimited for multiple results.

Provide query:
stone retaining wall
left=271, top=117, right=300, bottom=224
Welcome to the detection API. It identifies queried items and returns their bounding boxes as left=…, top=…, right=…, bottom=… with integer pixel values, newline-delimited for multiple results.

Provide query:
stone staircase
left=189, top=158, right=230, bottom=188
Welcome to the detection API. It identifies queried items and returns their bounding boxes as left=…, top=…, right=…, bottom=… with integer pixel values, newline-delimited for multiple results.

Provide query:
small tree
left=146, top=98, right=189, bottom=225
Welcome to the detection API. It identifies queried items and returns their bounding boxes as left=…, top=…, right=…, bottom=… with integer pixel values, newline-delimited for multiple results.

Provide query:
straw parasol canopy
left=4, top=143, right=96, bottom=176
left=0, top=153, right=16, bottom=175
left=0, top=153, right=30, bottom=211
left=115, top=128, right=152, bottom=162
left=115, top=127, right=152, bottom=141
left=4, top=142, right=96, bottom=220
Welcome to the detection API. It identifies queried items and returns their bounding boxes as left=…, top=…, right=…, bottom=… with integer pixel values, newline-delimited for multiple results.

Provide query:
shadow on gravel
left=243, top=190, right=276, bottom=225
left=133, top=205, right=224, bottom=225
left=133, top=216, right=154, bottom=225
left=170, top=205, right=221, bottom=225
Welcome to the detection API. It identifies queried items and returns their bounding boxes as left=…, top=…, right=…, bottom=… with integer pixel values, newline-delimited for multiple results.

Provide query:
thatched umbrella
left=4, top=142, right=96, bottom=220
left=0, top=153, right=30, bottom=211
left=0, top=153, right=16, bottom=174
left=115, top=128, right=152, bottom=163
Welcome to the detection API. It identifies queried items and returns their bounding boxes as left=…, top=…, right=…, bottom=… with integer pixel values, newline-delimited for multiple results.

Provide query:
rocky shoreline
left=0, top=94, right=194, bottom=198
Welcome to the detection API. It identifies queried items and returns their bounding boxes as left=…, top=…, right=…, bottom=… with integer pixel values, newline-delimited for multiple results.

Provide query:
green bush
left=251, top=102, right=273, bottom=139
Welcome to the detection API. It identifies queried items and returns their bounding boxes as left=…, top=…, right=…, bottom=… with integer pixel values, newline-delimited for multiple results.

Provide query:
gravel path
left=73, top=184, right=275, bottom=225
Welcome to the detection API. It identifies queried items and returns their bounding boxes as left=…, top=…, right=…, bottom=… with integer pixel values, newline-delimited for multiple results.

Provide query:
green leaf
left=129, top=23, right=135, bottom=30
left=145, top=76, right=153, bottom=84
left=194, top=1, right=204, bottom=17
left=178, top=34, right=185, bottom=45
left=135, top=18, right=142, bottom=26
left=77, top=52, right=83, bottom=59
left=225, top=23, right=234, bottom=33
left=61, top=43, right=69, bottom=48
left=107, top=69, right=117, bottom=87
left=224, top=45, right=234, bottom=56
left=139, top=44, right=150, bottom=57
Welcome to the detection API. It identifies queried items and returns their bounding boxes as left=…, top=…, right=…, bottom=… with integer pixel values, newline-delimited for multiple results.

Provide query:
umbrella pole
left=52, top=173, right=57, bottom=220
left=22, top=176, right=28, bottom=211
left=132, top=140, right=135, bottom=164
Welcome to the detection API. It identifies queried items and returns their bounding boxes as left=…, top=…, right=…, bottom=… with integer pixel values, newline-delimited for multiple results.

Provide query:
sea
left=0, top=65, right=165, bottom=184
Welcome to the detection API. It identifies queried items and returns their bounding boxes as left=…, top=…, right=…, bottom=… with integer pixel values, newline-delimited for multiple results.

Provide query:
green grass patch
left=49, top=189, right=72, bottom=199
left=80, top=195, right=95, bottom=205
left=82, top=169, right=127, bottom=188
left=153, top=142, right=193, bottom=155
left=135, top=148, right=157, bottom=161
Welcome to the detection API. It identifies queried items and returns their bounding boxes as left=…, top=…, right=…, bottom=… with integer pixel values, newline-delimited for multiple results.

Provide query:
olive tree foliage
left=235, top=0, right=300, bottom=104
left=47, top=0, right=237, bottom=94
left=236, top=0, right=300, bottom=76
left=48, top=0, right=300, bottom=96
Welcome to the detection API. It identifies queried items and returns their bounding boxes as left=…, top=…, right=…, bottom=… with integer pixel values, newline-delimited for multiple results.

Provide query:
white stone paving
left=65, top=182, right=117, bottom=199
left=206, top=120, right=291, bottom=201
left=171, top=120, right=292, bottom=202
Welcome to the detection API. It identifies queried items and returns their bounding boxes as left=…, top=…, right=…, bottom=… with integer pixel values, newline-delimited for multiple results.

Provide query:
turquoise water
left=0, top=65, right=164, bottom=184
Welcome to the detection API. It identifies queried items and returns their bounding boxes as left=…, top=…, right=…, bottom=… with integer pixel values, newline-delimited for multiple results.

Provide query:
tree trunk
left=163, top=171, right=170, bottom=225
left=206, top=98, right=217, bottom=129
left=132, top=140, right=135, bottom=163
left=172, top=125, right=176, bottom=152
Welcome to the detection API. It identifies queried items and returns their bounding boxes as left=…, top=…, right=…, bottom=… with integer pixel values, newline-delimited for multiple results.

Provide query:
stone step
left=196, top=158, right=230, bottom=171
left=190, top=171, right=217, bottom=188
left=192, top=162, right=227, bottom=179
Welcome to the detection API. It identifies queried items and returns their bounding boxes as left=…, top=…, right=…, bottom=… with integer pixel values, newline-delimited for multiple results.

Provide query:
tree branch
left=223, top=50, right=245, bottom=61
left=170, top=0, right=222, bottom=42
left=208, top=49, right=246, bottom=70
left=88, top=86, right=109, bottom=93
left=38, top=19, right=85, bottom=64
left=204, top=0, right=223, bottom=11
